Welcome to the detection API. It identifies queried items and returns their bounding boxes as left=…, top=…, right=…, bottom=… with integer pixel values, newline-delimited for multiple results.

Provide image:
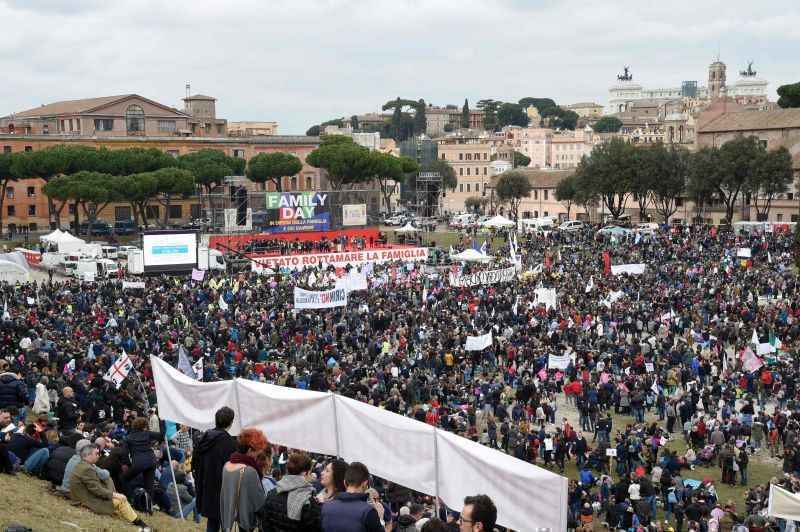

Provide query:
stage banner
left=465, top=332, right=493, bottom=351
left=448, top=266, right=516, bottom=288
left=293, top=286, right=347, bottom=309
left=263, top=192, right=330, bottom=233
left=342, top=204, right=367, bottom=226
left=252, top=247, right=428, bottom=271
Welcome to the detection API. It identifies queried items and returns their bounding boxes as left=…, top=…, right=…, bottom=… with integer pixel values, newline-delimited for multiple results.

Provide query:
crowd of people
left=238, top=234, right=384, bottom=256
left=0, top=222, right=799, bottom=531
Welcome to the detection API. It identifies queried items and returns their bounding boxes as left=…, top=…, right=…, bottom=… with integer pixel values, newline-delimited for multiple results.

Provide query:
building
left=490, top=168, right=584, bottom=221
left=438, top=135, right=492, bottom=213
left=696, top=108, right=800, bottom=223
left=228, top=121, right=278, bottom=136
left=505, top=127, right=551, bottom=169
left=565, top=102, right=604, bottom=119
left=606, top=60, right=769, bottom=115
left=425, top=105, right=484, bottom=137
left=0, top=93, right=227, bottom=137
left=550, top=127, right=596, bottom=169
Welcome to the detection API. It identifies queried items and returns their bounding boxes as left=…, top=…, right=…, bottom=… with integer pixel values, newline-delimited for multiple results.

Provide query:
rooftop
left=0, top=133, right=319, bottom=145
left=6, top=95, right=135, bottom=119
left=699, top=108, right=800, bottom=133
left=492, top=168, right=574, bottom=189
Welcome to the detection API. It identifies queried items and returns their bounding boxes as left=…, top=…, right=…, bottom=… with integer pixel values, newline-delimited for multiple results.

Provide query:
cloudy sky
left=1, top=0, right=798, bottom=134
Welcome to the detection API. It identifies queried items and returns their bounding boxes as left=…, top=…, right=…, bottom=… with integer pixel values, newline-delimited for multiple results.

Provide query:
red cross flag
left=103, top=352, right=134, bottom=389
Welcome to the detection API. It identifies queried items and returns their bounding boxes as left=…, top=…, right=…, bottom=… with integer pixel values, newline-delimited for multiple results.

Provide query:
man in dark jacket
left=192, top=406, right=237, bottom=532
left=57, top=386, right=81, bottom=433
left=0, top=362, right=27, bottom=420
left=260, top=451, right=322, bottom=531
left=7, top=423, right=50, bottom=475
left=321, top=462, right=384, bottom=532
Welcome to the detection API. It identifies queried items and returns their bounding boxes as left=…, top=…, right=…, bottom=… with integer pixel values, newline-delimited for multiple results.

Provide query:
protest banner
left=191, top=268, right=206, bottom=281
left=465, top=332, right=493, bottom=351
left=548, top=353, right=571, bottom=370
left=610, top=264, right=646, bottom=275
left=293, top=287, right=348, bottom=309
left=122, top=281, right=145, bottom=289
left=448, top=266, right=517, bottom=288
left=252, top=247, right=428, bottom=271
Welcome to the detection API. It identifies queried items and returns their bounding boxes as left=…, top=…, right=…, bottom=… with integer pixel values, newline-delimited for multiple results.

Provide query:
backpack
left=131, top=487, right=153, bottom=514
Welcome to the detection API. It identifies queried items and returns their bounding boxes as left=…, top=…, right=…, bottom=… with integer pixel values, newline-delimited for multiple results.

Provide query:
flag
left=2, top=299, right=8, bottom=321
left=218, top=295, right=229, bottom=311
left=103, top=352, right=133, bottom=390
left=768, top=251, right=772, bottom=264
left=751, top=329, right=759, bottom=346
left=63, top=359, right=75, bottom=378
left=86, top=343, right=96, bottom=361
left=509, top=236, right=517, bottom=264
left=634, top=231, right=642, bottom=245
left=585, top=276, right=594, bottom=294
left=770, top=332, right=783, bottom=350
left=651, top=379, right=659, bottom=395
left=422, top=287, right=428, bottom=307
left=308, top=271, right=317, bottom=286
left=177, top=346, right=194, bottom=378
left=480, top=240, right=488, bottom=255
left=602, top=251, right=611, bottom=275
left=192, top=358, right=204, bottom=381
left=741, top=347, right=763, bottom=373
left=512, top=296, right=519, bottom=316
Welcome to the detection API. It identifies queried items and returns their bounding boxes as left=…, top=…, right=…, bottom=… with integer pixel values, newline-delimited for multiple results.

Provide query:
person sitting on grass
left=69, top=443, right=148, bottom=529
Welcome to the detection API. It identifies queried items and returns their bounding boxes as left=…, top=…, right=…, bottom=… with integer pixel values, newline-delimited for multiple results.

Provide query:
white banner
left=252, top=247, right=428, bottom=271
left=465, top=332, right=493, bottom=351
left=335, top=271, right=368, bottom=293
left=150, top=356, right=568, bottom=532
left=448, top=266, right=516, bottom=288
left=737, top=247, right=752, bottom=258
left=611, top=263, right=646, bottom=275
left=548, top=353, right=571, bottom=369
left=293, top=287, right=348, bottom=309
left=342, top=204, right=367, bottom=226
left=533, top=287, right=558, bottom=310
left=122, top=281, right=145, bottom=289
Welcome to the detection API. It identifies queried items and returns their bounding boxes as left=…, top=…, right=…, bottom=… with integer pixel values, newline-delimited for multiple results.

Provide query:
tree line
left=0, top=136, right=431, bottom=231
left=554, top=136, right=794, bottom=224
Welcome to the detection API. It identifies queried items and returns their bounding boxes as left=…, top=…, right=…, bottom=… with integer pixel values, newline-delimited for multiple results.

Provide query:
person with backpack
left=259, top=451, right=322, bottom=531
left=121, top=416, right=162, bottom=505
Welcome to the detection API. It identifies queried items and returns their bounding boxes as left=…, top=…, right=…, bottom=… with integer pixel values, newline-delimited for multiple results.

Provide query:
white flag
left=192, top=358, right=204, bottom=381
left=2, top=299, right=9, bottom=320
left=218, top=295, right=229, bottom=311
left=585, top=276, right=594, bottom=294
left=422, top=287, right=428, bottom=307
left=103, top=352, right=134, bottom=390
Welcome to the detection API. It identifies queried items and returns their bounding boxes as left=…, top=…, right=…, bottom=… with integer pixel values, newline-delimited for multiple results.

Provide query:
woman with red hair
left=220, top=427, right=269, bottom=531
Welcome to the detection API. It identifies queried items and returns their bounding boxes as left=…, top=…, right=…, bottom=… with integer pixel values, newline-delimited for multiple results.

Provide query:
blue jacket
left=0, top=372, right=27, bottom=410
left=321, top=492, right=383, bottom=532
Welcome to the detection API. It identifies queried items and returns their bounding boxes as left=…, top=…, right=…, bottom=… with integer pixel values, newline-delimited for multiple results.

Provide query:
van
left=558, top=220, right=585, bottom=232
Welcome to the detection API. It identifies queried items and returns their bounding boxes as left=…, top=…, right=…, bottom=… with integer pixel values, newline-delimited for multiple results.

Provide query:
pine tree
left=461, top=98, right=470, bottom=129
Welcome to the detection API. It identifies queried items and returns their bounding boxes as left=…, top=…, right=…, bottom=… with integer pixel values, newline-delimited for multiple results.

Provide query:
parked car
left=113, top=220, right=138, bottom=235
left=558, top=220, right=585, bottom=232
left=78, top=221, right=112, bottom=236
left=384, top=215, right=406, bottom=226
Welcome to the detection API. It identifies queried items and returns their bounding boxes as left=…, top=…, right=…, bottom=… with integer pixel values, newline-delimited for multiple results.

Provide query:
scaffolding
left=414, top=171, right=442, bottom=218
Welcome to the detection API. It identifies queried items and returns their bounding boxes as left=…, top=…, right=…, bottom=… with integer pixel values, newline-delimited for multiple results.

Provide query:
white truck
left=125, top=247, right=226, bottom=275
left=73, top=258, right=120, bottom=281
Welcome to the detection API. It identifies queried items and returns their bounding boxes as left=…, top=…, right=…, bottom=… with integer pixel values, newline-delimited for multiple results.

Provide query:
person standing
left=220, top=427, right=269, bottom=532
left=459, top=494, right=497, bottom=532
left=193, top=406, right=237, bottom=532
left=321, top=462, right=384, bottom=532
left=56, top=386, right=81, bottom=433
left=259, top=451, right=322, bottom=531
left=121, top=416, right=162, bottom=502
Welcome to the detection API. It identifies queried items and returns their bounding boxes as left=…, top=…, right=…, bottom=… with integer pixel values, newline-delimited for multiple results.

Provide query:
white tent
left=0, top=260, right=29, bottom=283
left=481, top=214, right=516, bottom=228
left=450, top=248, right=494, bottom=262
left=53, top=232, right=86, bottom=254
left=40, top=229, right=65, bottom=243
left=768, top=483, right=800, bottom=521
left=395, top=223, right=419, bottom=233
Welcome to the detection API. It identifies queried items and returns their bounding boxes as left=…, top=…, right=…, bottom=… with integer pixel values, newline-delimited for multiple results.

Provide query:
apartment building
left=438, top=136, right=492, bottom=213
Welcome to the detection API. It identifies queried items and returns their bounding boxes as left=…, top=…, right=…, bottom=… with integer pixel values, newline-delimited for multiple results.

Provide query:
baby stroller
left=697, top=444, right=716, bottom=466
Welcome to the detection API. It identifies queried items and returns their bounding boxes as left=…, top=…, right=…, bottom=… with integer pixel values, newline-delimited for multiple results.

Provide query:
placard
left=645, top=362, right=655, bottom=372
left=449, top=266, right=516, bottom=288
left=606, top=448, right=617, bottom=457
left=342, top=204, right=367, bottom=226
left=293, top=287, right=347, bottom=309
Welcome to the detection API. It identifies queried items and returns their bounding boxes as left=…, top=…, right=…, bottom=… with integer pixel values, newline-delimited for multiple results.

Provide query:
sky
left=1, top=0, right=798, bottom=135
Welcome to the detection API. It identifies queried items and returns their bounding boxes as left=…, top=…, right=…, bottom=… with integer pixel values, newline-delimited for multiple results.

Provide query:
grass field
left=0, top=474, right=204, bottom=532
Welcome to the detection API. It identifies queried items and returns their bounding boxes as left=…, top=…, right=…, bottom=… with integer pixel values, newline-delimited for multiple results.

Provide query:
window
left=676, top=198, right=683, bottom=207
left=466, top=168, right=470, bottom=176
left=26, top=186, right=35, bottom=197
left=483, top=168, right=487, bottom=175
left=792, top=215, right=799, bottom=223
left=459, top=184, right=464, bottom=192
left=534, top=190, right=538, bottom=200
left=2, top=147, right=10, bottom=154
left=233, top=149, right=245, bottom=158
left=458, top=153, right=463, bottom=160
left=60, top=119, right=65, bottom=132
left=7, top=205, right=14, bottom=216
left=158, top=120, right=176, bottom=133
left=543, top=211, right=548, bottom=217
left=125, top=104, right=145, bottom=133
left=94, top=119, right=114, bottom=131
left=5, top=187, right=13, bottom=199
left=544, top=190, right=549, bottom=200
left=28, top=223, right=37, bottom=232
left=306, top=176, right=313, bottom=189
left=459, top=168, right=463, bottom=176
left=43, top=124, right=49, bottom=135
left=466, top=184, right=471, bottom=193
left=146, top=205, right=160, bottom=219
left=168, top=205, right=182, bottom=219
left=290, top=176, right=298, bottom=189
left=24, top=146, right=32, bottom=152
left=440, top=153, right=446, bottom=160
left=466, top=153, right=472, bottom=161
left=788, top=193, right=794, bottom=200
left=28, top=205, right=35, bottom=216
left=190, top=204, right=202, bottom=219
